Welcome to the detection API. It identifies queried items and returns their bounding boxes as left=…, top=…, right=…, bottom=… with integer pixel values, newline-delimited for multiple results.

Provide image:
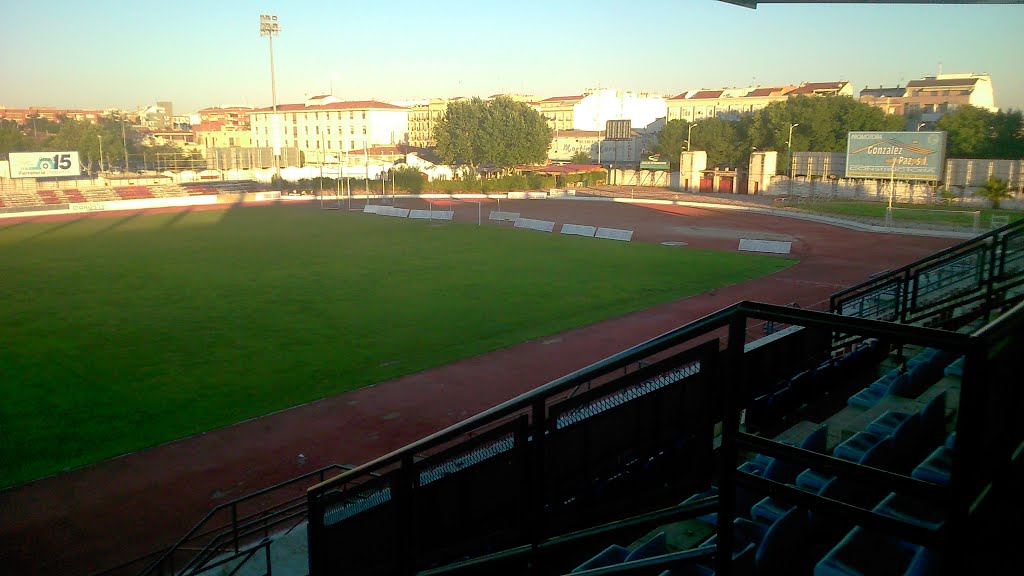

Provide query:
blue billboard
left=844, top=131, right=946, bottom=181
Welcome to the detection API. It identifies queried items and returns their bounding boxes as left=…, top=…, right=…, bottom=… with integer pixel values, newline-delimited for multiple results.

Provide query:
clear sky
left=1, top=0, right=1022, bottom=113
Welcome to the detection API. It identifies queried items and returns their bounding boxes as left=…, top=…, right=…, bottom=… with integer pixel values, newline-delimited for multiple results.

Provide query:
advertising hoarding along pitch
left=9, top=151, right=82, bottom=179
left=844, top=132, right=946, bottom=181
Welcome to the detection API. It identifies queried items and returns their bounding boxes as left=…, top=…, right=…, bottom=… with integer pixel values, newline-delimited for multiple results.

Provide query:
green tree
left=434, top=96, right=551, bottom=172
left=653, top=119, right=696, bottom=163
left=937, top=105, right=993, bottom=157
left=690, top=117, right=745, bottom=169
left=569, top=150, right=592, bottom=164
left=0, top=120, right=29, bottom=157
left=975, top=176, right=1012, bottom=209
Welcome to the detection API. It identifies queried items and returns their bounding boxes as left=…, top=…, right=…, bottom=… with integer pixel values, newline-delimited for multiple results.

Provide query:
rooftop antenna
left=938, top=61, right=943, bottom=76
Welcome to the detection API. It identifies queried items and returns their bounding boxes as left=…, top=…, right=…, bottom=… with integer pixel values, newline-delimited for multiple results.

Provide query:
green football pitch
left=0, top=205, right=793, bottom=487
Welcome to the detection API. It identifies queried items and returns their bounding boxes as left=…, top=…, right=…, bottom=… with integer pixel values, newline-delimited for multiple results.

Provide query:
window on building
left=316, top=141, right=320, bottom=149
left=305, top=140, right=309, bottom=148
left=361, top=112, right=366, bottom=119
left=349, top=112, right=354, bottom=120
left=316, top=126, right=320, bottom=135
left=291, top=113, right=296, bottom=122
left=327, top=127, right=331, bottom=135
left=350, top=127, right=354, bottom=135
left=350, top=140, right=356, bottom=150
left=315, top=112, right=319, bottom=120
left=362, top=127, right=366, bottom=135
left=327, top=141, right=331, bottom=149
left=305, top=126, right=309, bottom=135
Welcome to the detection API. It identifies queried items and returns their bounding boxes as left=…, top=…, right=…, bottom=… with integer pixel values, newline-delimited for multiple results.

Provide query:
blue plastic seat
left=626, top=532, right=667, bottom=562
left=572, top=544, right=630, bottom=572
left=873, top=491, right=947, bottom=530
left=797, top=437, right=891, bottom=492
left=682, top=487, right=719, bottom=525
left=750, top=493, right=798, bottom=526
left=943, top=356, right=964, bottom=377
left=755, top=507, right=810, bottom=574
left=867, top=392, right=944, bottom=446
left=911, top=446, right=953, bottom=486
left=814, top=527, right=933, bottom=576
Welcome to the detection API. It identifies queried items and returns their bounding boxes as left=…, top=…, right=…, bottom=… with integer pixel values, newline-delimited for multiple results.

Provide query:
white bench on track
left=377, top=206, right=410, bottom=218
left=526, top=191, right=548, bottom=199
left=561, top=224, right=597, bottom=237
left=363, top=205, right=383, bottom=214
left=430, top=210, right=454, bottom=221
left=506, top=192, right=527, bottom=199
left=489, top=211, right=520, bottom=222
left=514, top=218, right=556, bottom=233
left=738, top=239, right=791, bottom=254
left=595, top=227, right=633, bottom=241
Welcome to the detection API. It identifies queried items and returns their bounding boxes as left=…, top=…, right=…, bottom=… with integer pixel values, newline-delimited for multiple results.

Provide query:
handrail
left=134, top=463, right=351, bottom=576
left=831, top=218, right=1023, bottom=305
left=307, top=303, right=740, bottom=494
left=416, top=497, right=719, bottom=576
left=831, top=217, right=1024, bottom=303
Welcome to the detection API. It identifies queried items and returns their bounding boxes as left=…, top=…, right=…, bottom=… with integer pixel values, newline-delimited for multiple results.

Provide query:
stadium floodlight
left=260, top=14, right=281, bottom=181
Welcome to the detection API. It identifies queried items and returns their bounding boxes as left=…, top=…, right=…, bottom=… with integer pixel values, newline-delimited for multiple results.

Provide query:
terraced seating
left=81, top=188, right=119, bottom=202
left=35, top=190, right=64, bottom=205
left=113, top=186, right=154, bottom=200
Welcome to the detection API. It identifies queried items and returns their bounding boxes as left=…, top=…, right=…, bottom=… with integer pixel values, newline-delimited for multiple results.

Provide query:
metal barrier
left=92, top=464, right=351, bottom=576
left=831, top=218, right=1024, bottom=326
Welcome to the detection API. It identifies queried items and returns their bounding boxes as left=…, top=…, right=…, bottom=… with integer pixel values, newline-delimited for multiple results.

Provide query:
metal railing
left=307, top=292, right=1023, bottom=575
left=93, top=464, right=350, bottom=576
left=831, top=218, right=1024, bottom=326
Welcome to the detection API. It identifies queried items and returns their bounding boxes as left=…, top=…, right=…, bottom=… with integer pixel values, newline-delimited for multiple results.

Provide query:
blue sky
left=1, top=0, right=1021, bottom=113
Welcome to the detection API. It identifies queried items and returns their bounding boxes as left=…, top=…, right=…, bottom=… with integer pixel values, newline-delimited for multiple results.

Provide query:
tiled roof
left=747, top=86, right=789, bottom=97
left=690, top=90, right=725, bottom=99
left=541, top=95, right=584, bottom=102
left=253, top=100, right=407, bottom=112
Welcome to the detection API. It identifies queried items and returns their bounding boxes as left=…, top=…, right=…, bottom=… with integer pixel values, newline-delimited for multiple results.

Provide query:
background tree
left=0, top=120, right=29, bottom=157
left=689, top=117, right=745, bottom=169
left=975, top=176, right=1012, bottom=209
left=653, top=120, right=696, bottom=163
left=569, top=150, right=592, bottom=164
left=937, top=106, right=1024, bottom=159
left=434, top=96, right=551, bottom=172
left=937, top=105, right=993, bottom=157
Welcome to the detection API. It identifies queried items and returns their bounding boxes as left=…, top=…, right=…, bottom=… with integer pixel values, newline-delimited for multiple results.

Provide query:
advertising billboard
left=845, top=132, right=946, bottom=181
left=9, top=151, right=81, bottom=179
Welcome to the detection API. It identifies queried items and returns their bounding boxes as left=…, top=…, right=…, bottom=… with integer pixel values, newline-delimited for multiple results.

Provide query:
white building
left=572, top=90, right=667, bottom=133
left=249, top=95, right=409, bottom=165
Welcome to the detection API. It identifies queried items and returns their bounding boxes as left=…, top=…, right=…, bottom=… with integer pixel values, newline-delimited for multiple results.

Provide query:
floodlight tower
left=260, top=14, right=281, bottom=181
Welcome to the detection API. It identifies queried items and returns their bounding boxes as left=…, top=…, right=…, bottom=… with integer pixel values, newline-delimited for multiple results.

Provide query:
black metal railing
left=307, top=294, right=1023, bottom=576
left=92, top=464, right=350, bottom=576
left=831, top=218, right=1024, bottom=327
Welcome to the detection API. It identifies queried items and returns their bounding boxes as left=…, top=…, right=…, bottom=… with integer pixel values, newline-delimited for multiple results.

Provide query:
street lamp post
left=917, top=122, right=926, bottom=132
left=787, top=123, right=799, bottom=195
left=260, top=14, right=281, bottom=182
left=686, top=122, right=696, bottom=151
left=97, top=135, right=104, bottom=176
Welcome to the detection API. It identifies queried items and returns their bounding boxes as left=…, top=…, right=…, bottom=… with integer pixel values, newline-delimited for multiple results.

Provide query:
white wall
left=573, top=90, right=667, bottom=132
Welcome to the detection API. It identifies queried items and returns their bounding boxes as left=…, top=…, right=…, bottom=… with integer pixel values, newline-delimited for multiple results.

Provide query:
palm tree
left=974, top=176, right=1012, bottom=209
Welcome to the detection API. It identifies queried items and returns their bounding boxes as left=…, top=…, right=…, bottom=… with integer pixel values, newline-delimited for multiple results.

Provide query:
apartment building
left=537, top=95, right=584, bottom=133
left=249, top=95, right=409, bottom=164
left=666, top=81, right=852, bottom=122
left=860, top=73, right=995, bottom=122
